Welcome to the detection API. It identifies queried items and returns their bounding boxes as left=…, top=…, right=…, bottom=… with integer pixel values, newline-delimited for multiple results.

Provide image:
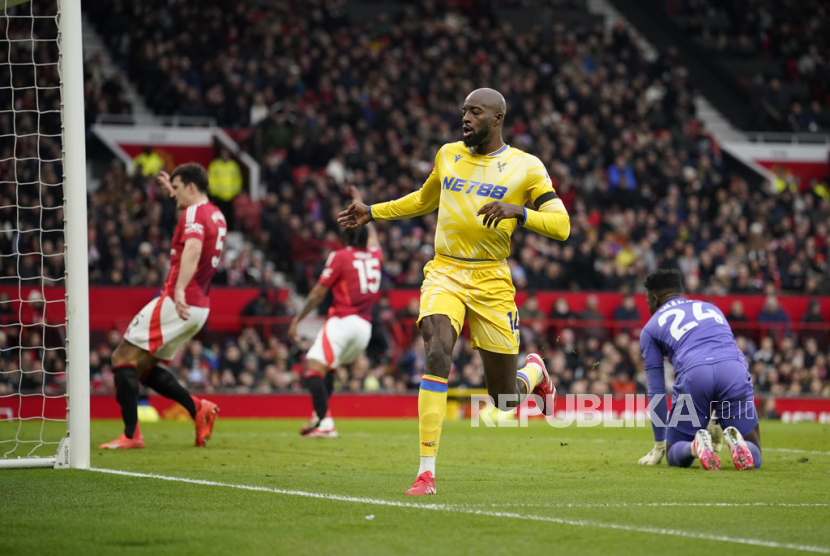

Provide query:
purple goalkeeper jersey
left=639, top=298, right=746, bottom=375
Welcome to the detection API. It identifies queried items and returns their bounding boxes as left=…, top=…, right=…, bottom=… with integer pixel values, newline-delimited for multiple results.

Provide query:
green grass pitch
left=1, top=418, right=829, bottom=555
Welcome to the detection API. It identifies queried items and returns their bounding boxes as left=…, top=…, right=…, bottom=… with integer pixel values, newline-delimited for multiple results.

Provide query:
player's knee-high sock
left=667, top=442, right=695, bottom=468
left=516, top=361, right=543, bottom=402
left=114, top=364, right=140, bottom=438
left=746, top=441, right=762, bottom=469
left=418, top=375, right=448, bottom=477
left=316, top=372, right=336, bottom=429
left=143, top=366, right=197, bottom=419
left=304, top=373, right=328, bottom=422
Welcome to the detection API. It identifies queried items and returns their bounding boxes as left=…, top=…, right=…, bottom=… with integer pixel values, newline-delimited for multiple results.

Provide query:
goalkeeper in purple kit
left=638, top=269, right=761, bottom=471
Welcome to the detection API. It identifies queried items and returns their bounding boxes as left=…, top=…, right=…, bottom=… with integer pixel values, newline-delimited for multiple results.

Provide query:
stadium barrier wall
left=1, top=394, right=828, bottom=423
left=722, top=142, right=830, bottom=190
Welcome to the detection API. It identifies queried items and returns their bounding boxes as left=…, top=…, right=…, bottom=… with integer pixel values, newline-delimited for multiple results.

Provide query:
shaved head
left=461, top=88, right=507, bottom=151
left=465, top=88, right=507, bottom=118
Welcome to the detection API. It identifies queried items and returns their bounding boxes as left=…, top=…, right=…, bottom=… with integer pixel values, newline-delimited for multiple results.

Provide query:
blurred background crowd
left=1, top=0, right=829, bottom=399
left=79, top=0, right=830, bottom=298
left=657, top=0, right=830, bottom=132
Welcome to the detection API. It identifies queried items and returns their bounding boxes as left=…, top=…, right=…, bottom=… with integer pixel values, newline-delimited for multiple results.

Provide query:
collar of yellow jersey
left=468, top=144, right=509, bottom=157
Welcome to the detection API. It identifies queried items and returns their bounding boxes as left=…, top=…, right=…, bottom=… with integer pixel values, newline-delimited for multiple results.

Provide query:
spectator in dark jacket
left=241, top=290, right=273, bottom=317
left=801, top=299, right=826, bottom=344
left=757, top=295, right=791, bottom=324
left=578, top=295, right=607, bottom=341
left=757, top=295, right=792, bottom=339
left=613, top=294, right=641, bottom=322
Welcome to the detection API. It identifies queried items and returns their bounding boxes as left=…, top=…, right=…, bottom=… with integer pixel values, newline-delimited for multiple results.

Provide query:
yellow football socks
left=517, top=362, right=542, bottom=402
left=418, top=375, right=448, bottom=457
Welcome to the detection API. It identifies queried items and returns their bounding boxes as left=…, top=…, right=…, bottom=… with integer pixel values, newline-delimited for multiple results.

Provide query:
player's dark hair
left=171, top=163, right=209, bottom=193
left=341, top=226, right=368, bottom=250
left=644, top=269, right=684, bottom=293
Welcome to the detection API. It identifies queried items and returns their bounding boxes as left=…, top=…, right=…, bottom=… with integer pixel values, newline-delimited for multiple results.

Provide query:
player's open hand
left=477, top=201, right=524, bottom=228
left=638, top=441, right=666, bottom=465
left=337, top=202, right=372, bottom=228
left=174, top=288, right=191, bottom=320
left=157, top=171, right=174, bottom=198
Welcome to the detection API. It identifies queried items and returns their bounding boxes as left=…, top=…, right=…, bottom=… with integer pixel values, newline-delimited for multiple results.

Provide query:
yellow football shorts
left=417, top=253, right=520, bottom=354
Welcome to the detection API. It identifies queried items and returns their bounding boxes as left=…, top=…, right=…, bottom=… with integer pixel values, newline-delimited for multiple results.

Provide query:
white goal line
left=473, top=502, right=830, bottom=509
left=89, top=468, right=830, bottom=554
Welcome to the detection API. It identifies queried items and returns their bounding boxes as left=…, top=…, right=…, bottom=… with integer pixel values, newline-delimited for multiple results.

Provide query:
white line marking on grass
left=479, top=502, right=830, bottom=509
left=89, top=468, right=830, bottom=554
left=768, top=448, right=830, bottom=456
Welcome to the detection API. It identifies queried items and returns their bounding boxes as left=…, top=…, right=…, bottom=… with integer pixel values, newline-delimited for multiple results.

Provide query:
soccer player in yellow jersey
left=338, top=88, right=570, bottom=495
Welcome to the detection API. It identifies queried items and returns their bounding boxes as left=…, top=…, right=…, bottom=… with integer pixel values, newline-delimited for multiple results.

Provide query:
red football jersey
left=318, top=247, right=382, bottom=321
left=163, top=200, right=227, bottom=308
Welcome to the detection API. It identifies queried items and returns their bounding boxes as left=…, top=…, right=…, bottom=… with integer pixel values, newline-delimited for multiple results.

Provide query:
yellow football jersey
left=370, top=141, right=565, bottom=260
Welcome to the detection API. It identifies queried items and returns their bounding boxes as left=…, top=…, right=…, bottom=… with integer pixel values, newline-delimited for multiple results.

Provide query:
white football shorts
left=123, top=295, right=209, bottom=361
left=307, top=315, right=372, bottom=369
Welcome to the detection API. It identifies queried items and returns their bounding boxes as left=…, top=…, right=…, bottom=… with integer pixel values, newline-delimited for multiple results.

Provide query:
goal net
left=0, top=0, right=88, bottom=469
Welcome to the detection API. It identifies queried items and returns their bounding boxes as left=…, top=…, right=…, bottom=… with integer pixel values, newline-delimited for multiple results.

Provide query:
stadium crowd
left=658, top=0, right=830, bottom=132
left=3, top=0, right=830, bottom=296
left=76, top=0, right=830, bottom=297
left=84, top=54, right=134, bottom=129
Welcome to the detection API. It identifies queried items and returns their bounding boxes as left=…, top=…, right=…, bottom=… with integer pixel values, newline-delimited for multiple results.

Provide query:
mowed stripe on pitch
left=90, top=468, right=830, bottom=554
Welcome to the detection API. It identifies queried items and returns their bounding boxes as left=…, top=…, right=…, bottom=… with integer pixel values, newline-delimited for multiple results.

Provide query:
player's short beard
left=463, top=127, right=488, bottom=148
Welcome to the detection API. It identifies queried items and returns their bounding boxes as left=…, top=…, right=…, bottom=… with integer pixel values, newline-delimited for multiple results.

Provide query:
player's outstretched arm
left=340, top=162, right=441, bottom=227
left=174, top=238, right=203, bottom=320
left=337, top=188, right=440, bottom=228
left=288, top=283, right=330, bottom=343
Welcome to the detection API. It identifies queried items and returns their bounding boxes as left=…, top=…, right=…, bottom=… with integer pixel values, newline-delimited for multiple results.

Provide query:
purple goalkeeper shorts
left=667, top=359, right=758, bottom=446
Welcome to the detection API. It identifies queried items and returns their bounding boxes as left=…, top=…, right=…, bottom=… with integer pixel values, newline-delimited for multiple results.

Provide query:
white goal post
left=0, top=0, right=89, bottom=469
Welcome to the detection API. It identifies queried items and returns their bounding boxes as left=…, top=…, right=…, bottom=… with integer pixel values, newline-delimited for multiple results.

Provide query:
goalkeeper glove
left=638, top=440, right=666, bottom=465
